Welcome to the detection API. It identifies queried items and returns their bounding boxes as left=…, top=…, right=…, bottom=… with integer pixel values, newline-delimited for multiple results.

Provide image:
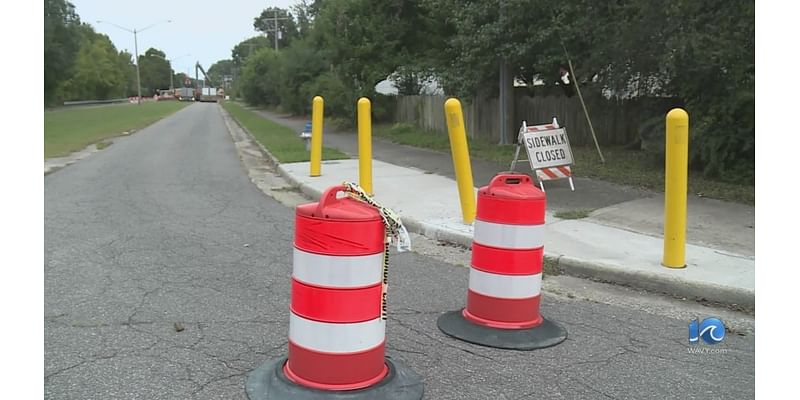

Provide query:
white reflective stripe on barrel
left=289, top=313, right=385, bottom=353
left=473, top=220, right=544, bottom=249
left=468, top=267, right=542, bottom=299
left=293, top=248, right=383, bottom=288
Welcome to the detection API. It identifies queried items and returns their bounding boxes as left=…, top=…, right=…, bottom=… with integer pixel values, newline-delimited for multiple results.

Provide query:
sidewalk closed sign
left=522, top=127, right=574, bottom=169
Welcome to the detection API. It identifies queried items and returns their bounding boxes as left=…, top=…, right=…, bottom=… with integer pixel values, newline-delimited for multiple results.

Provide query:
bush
left=237, top=48, right=282, bottom=106
left=278, top=38, right=327, bottom=115
left=304, top=72, right=357, bottom=121
left=371, top=94, right=397, bottom=123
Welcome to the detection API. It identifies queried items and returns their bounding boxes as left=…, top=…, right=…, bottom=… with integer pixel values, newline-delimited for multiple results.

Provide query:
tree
left=117, top=50, right=137, bottom=96
left=208, top=59, right=234, bottom=87
left=57, top=24, right=130, bottom=101
left=237, top=48, right=283, bottom=106
left=292, top=1, right=325, bottom=37
left=664, top=0, right=754, bottom=183
left=422, top=0, right=753, bottom=182
left=232, top=36, right=272, bottom=67
left=311, top=0, right=433, bottom=94
left=253, top=7, right=299, bottom=50
left=44, top=0, right=82, bottom=105
left=276, top=37, right=328, bottom=114
left=174, top=72, right=192, bottom=88
left=138, top=48, right=171, bottom=94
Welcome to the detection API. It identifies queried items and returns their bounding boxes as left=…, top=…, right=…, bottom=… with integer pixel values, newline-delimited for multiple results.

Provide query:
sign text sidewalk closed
left=522, top=127, right=574, bottom=169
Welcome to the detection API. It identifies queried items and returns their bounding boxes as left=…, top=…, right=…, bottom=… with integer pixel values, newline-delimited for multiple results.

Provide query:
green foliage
left=216, top=0, right=753, bottom=184
left=232, top=36, right=272, bottom=67
left=229, top=0, right=433, bottom=121
left=663, top=0, right=755, bottom=184
left=138, top=48, right=171, bottom=95
left=303, top=72, right=358, bottom=122
left=207, top=59, right=234, bottom=87
left=276, top=38, right=327, bottom=115
left=238, top=48, right=283, bottom=106
left=56, top=24, right=134, bottom=101
left=291, top=0, right=318, bottom=37
left=254, top=7, right=299, bottom=49
left=418, top=0, right=753, bottom=183
left=371, top=94, right=397, bottom=123
left=311, top=0, right=431, bottom=93
left=44, top=0, right=82, bottom=105
left=45, top=1, right=138, bottom=104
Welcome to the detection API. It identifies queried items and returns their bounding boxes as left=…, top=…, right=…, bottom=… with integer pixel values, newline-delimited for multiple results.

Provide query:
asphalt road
left=45, top=103, right=754, bottom=399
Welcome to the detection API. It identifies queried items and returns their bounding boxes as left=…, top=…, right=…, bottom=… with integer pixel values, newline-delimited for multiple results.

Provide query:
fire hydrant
left=299, top=122, right=312, bottom=151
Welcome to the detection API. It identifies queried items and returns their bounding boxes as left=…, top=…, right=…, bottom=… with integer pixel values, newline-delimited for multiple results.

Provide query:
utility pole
left=97, top=19, right=172, bottom=105
left=268, top=10, right=290, bottom=50
left=134, top=29, right=141, bottom=103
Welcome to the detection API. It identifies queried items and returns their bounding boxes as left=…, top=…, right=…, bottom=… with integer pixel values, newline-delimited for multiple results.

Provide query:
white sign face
left=522, top=128, right=574, bottom=169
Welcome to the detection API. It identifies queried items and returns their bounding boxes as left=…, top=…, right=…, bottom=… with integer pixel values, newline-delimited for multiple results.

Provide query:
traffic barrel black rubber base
left=246, top=356, right=424, bottom=400
left=437, top=310, right=567, bottom=350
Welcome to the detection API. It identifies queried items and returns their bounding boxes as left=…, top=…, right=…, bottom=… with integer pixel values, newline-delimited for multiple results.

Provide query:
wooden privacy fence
left=395, top=93, right=678, bottom=146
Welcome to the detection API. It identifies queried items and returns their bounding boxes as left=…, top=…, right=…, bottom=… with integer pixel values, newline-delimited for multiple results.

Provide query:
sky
left=71, top=0, right=298, bottom=73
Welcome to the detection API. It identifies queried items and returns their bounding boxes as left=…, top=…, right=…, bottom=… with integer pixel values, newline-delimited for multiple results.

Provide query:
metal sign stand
left=509, top=117, right=575, bottom=192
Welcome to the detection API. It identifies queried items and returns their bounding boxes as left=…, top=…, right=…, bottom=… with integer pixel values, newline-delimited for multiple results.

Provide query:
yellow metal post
left=357, top=97, right=373, bottom=195
left=310, top=96, right=324, bottom=177
left=663, top=108, right=689, bottom=268
left=444, top=98, right=476, bottom=224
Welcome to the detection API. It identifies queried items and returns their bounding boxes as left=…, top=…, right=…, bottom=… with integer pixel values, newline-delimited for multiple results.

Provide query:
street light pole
left=134, top=28, right=141, bottom=104
left=96, top=19, right=172, bottom=105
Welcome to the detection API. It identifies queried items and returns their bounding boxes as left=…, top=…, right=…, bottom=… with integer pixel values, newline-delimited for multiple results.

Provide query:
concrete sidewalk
left=246, top=107, right=755, bottom=309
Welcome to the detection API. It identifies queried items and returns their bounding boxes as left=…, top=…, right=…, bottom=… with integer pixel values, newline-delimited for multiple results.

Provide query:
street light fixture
left=96, top=19, right=172, bottom=105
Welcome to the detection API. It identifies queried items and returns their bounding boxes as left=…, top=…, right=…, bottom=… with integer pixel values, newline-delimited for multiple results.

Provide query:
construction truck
left=194, top=62, right=222, bottom=103
left=176, top=87, right=195, bottom=101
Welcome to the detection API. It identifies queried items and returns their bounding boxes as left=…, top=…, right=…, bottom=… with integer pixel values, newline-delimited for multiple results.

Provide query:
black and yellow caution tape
left=342, top=182, right=410, bottom=321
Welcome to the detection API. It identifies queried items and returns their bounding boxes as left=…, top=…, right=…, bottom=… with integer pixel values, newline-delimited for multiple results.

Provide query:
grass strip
left=222, top=102, right=348, bottom=163
left=45, top=101, right=190, bottom=158
left=373, top=123, right=754, bottom=205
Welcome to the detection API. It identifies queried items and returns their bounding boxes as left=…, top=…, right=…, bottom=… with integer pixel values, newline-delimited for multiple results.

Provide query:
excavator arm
left=195, top=62, right=215, bottom=87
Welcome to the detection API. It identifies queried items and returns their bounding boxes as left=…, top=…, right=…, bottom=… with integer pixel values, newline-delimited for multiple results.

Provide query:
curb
left=218, top=104, right=283, bottom=169
left=276, top=168, right=754, bottom=309
left=555, top=256, right=754, bottom=310
left=227, top=108, right=755, bottom=311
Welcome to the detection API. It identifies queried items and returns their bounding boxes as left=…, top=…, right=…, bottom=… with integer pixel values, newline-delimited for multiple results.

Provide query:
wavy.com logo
left=688, top=317, right=726, bottom=345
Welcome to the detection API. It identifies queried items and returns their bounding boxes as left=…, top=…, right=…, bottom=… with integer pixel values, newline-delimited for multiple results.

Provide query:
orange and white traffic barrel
left=437, top=173, right=567, bottom=350
left=246, top=184, right=423, bottom=400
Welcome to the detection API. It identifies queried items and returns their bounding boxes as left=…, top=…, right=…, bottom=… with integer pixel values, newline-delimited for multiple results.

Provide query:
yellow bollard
left=444, top=98, right=476, bottom=224
left=663, top=108, right=689, bottom=268
left=357, top=97, right=373, bottom=195
left=310, top=96, right=324, bottom=177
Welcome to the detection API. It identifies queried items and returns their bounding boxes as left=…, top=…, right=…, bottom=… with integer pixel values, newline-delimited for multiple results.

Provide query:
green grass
left=373, top=123, right=754, bottom=205
left=223, top=102, right=349, bottom=163
left=554, top=209, right=595, bottom=219
left=44, top=101, right=190, bottom=158
left=95, top=141, right=112, bottom=150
